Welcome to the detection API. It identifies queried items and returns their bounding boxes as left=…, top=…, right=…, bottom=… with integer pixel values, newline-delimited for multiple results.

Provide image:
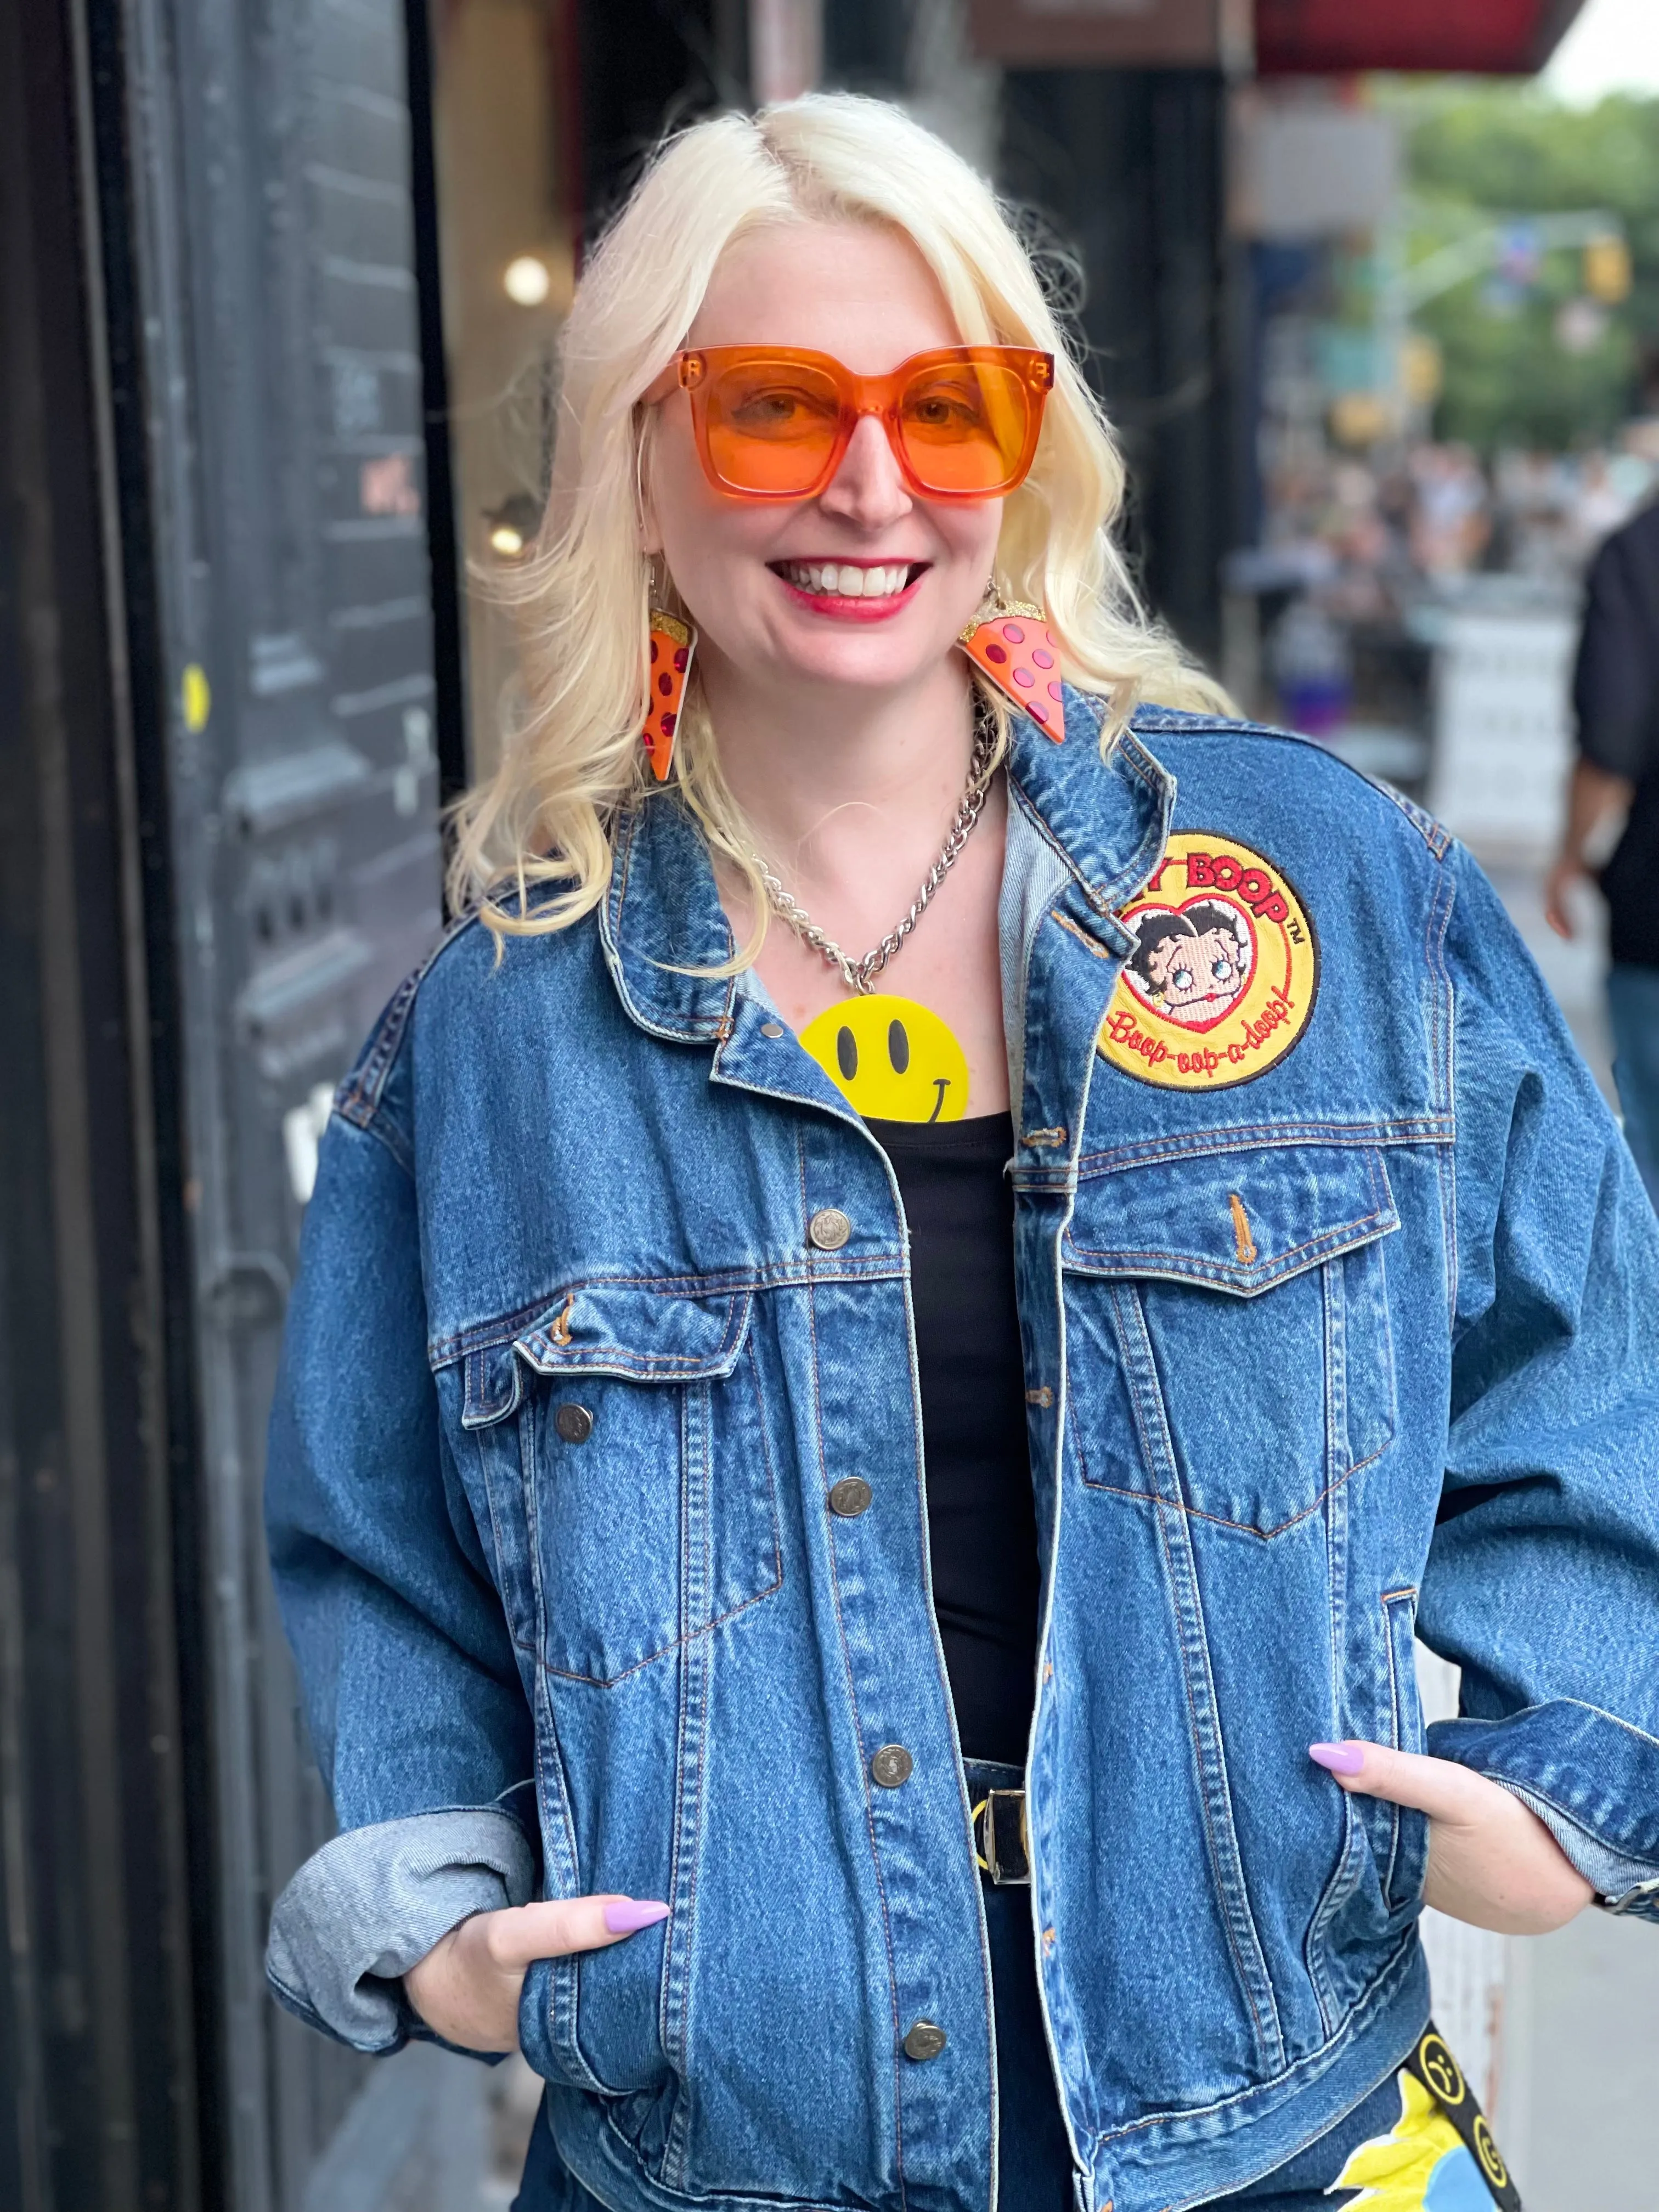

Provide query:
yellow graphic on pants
left=1330, top=2071, right=1494, bottom=2208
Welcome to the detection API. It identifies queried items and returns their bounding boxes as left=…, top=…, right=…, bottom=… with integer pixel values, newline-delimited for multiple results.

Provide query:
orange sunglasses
left=675, top=344, right=1054, bottom=503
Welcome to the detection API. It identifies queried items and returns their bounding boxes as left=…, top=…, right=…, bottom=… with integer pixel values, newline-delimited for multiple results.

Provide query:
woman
left=265, top=97, right=1659, bottom=2212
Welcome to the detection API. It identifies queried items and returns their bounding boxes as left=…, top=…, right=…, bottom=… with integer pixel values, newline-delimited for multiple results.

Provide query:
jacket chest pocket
left=461, top=1283, right=781, bottom=1685
left=1062, top=1145, right=1400, bottom=1537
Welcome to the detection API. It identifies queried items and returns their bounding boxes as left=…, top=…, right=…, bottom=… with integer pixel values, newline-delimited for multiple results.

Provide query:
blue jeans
left=1609, top=963, right=1659, bottom=1210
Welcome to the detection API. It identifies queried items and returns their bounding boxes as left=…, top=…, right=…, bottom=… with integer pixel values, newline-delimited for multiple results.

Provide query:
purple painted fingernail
left=603, top=1898, right=670, bottom=1934
left=1309, top=1742, right=1365, bottom=1776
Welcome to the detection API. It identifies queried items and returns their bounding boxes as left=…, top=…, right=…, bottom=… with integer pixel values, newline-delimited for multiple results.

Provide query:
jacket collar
left=598, top=685, right=1175, bottom=1045
left=1005, top=686, right=1173, bottom=928
left=598, top=792, right=738, bottom=1045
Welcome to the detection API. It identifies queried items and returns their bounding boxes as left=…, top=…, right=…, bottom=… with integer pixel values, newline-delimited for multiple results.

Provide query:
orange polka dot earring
left=642, top=608, right=696, bottom=781
left=957, top=596, right=1065, bottom=741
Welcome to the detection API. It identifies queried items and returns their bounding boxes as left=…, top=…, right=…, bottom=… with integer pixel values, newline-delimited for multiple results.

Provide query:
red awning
left=1256, top=0, right=1586, bottom=75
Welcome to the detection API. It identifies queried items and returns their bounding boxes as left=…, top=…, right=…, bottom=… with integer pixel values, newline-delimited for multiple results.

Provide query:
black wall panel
left=2, top=0, right=450, bottom=2202
left=105, top=0, right=448, bottom=2197
left=1001, top=67, right=1239, bottom=669
left=0, top=0, right=200, bottom=2201
left=575, top=0, right=746, bottom=237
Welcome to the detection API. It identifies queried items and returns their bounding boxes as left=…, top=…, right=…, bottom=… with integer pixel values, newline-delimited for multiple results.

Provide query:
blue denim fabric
left=267, top=696, right=1659, bottom=2212
left=1607, top=961, right=1659, bottom=1209
left=958, top=1759, right=1452, bottom=2212
left=267, top=1808, right=535, bottom=2052
left=509, top=1755, right=1407, bottom=2212
left=506, top=2042, right=1429, bottom=2212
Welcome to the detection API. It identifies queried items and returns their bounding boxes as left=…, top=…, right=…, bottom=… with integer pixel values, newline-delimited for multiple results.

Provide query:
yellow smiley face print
left=798, top=994, right=969, bottom=1122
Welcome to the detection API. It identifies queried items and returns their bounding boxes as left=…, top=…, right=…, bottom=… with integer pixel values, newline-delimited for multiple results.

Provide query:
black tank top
left=865, top=1111, right=1040, bottom=1767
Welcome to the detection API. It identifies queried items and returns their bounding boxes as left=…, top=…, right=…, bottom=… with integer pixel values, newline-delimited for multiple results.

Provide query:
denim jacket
left=266, top=695, right=1659, bottom=2212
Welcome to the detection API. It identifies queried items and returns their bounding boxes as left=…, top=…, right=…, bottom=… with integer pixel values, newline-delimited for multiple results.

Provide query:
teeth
left=782, top=561, right=911, bottom=598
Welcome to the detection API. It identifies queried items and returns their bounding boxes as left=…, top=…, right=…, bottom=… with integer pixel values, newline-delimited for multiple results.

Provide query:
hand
left=1310, top=1742, right=1594, bottom=1935
left=404, top=1895, right=668, bottom=2053
left=1543, top=854, right=1582, bottom=940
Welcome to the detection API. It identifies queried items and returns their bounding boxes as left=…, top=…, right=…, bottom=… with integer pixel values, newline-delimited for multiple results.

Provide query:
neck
left=703, top=650, right=978, bottom=894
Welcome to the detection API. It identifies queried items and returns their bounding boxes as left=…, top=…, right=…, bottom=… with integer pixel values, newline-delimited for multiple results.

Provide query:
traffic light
left=1584, top=234, right=1632, bottom=304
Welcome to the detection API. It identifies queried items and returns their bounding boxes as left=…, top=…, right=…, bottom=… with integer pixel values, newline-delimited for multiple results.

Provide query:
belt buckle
left=970, top=1787, right=1031, bottom=1887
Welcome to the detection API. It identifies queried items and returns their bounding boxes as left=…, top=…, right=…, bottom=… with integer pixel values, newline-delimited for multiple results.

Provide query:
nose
left=817, top=411, right=912, bottom=530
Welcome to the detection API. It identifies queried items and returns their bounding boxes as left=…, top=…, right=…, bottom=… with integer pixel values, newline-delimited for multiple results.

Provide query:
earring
left=957, top=596, right=1064, bottom=742
left=642, top=608, right=696, bottom=781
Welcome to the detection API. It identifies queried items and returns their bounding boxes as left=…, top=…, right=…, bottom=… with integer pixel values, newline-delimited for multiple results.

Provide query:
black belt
left=1407, top=2024, right=1522, bottom=2209
left=969, top=1785, right=1030, bottom=1886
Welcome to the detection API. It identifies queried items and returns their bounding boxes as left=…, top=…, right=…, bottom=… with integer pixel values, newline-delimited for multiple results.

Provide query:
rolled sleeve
left=266, top=1808, right=537, bottom=2052
left=1496, top=1778, right=1659, bottom=1918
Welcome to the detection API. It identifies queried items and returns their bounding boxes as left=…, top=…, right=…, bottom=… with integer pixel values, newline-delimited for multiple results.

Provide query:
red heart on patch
left=1120, top=892, right=1257, bottom=1034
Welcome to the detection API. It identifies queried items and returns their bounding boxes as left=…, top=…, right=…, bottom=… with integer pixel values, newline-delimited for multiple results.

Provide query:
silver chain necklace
left=751, top=708, right=998, bottom=996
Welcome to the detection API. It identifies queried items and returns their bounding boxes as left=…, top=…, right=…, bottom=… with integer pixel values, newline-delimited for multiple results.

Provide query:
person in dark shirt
left=1547, top=499, right=1659, bottom=1205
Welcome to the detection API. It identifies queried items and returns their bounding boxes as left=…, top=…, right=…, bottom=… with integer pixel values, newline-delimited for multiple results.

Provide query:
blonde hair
left=449, top=92, right=1228, bottom=947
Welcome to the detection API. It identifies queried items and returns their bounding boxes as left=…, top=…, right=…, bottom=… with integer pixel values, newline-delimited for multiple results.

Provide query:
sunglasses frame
left=675, top=343, right=1054, bottom=504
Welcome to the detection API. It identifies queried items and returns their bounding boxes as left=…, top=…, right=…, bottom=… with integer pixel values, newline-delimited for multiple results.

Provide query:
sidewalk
left=1505, top=1905, right=1659, bottom=2210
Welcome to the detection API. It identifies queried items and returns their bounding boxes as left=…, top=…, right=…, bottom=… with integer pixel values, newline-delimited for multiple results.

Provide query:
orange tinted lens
left=897, top=363, right=1031, bottom=494
left=702, top=359, right=844, bottom=493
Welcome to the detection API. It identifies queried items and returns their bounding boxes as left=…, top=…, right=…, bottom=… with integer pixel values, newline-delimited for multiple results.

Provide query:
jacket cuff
left=1430, top=1705, right=1659, bottom=1925
left=1496, top=1783, right=1659, bottom=1918
left=266, top=1807, right=537, bottom=2053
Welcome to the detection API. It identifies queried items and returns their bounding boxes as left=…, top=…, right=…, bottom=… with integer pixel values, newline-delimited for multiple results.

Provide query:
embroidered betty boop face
left=1126, top=899, right=1253, bottom=1028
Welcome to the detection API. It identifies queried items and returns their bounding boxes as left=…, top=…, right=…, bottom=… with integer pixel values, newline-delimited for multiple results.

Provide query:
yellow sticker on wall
left=799, top=994, right=969, bottom=1123
left=1098, top=832, right=1318, bottom=1092
left=181, top=663, right=212, bottom=733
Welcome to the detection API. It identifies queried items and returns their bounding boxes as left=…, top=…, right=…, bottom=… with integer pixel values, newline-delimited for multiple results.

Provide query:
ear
left=635, top=413, right=664, bottom=557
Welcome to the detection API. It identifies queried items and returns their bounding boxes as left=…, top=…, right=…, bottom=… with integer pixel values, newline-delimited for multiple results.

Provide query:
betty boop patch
left=1098, top=832, right=1318, bottom=1092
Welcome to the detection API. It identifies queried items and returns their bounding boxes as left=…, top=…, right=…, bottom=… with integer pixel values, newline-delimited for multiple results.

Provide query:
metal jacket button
left=553, top=1403, right=594, bottom=1444
left=828, top=1477, right=872, bottom=1517
left=903, top=2020, right=947, bottom=2062
left=808, top=1206, right=851, bottom=1250
left=870, top=1743, right=912, bottom=1788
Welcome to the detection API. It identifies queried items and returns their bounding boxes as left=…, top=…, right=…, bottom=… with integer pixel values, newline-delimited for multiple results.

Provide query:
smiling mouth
left=771, top=559, right=928, bottom=601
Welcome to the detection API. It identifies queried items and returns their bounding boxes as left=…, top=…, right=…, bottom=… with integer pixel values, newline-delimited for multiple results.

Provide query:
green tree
left=1385, top=83, right=1659, bottom=450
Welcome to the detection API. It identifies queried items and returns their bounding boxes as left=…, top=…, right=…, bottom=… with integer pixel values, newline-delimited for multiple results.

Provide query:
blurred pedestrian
left=1547, top=496, right=1659, bottom=1205
left=1408, top=442, right=1490, bottom=576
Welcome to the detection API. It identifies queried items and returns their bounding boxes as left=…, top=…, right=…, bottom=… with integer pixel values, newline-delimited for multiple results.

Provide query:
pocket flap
left=1063, top=1144, right=1397, bottom=1296
left=459, top=1283, right=754, bottom=1429
left=516, top=1281, right=753, bottom=1381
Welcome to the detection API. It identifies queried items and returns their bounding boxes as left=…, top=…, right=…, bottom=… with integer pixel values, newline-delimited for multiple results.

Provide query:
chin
left=766, top=594, right=970, bottom=690
left=770, top=630, right=951, bottom=693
